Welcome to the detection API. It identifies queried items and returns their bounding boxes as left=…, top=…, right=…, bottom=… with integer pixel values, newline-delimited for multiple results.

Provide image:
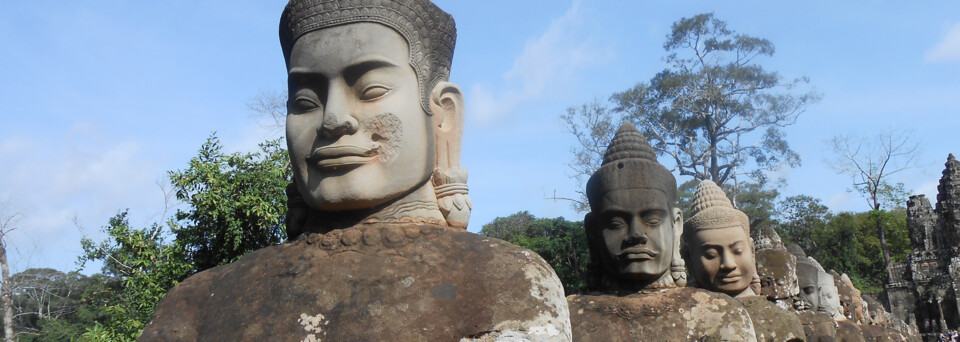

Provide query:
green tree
left=78, top=211, right=190, bottom=341
left=563, top=12, right=819, bottom=208
left=168, top=134, right=290, bottom=273
left=805, top=209, right=910, bottom=292
left=3, top=270, right=118, bottom=342
left=677, top=179, right=778, bottom=228
left=77, top=133, right=292, bottom=340
left=774, top=195, right=832, bottom=252
left=480, top=212, right=590, bottom=295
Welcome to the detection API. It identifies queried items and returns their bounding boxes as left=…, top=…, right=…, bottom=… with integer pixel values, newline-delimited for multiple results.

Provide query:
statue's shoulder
left=738, top=295, right=805, bottom=342
left=834, top=320, right=866, bottom=342
left=568, top=287, right=757, bottom=342
left=141, top=225, right=571, bottom=341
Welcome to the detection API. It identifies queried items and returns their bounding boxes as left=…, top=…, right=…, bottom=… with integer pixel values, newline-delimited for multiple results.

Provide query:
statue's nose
left=318, top=85, right=359, bottom=138
left=627, top=218, right=647, bottom=245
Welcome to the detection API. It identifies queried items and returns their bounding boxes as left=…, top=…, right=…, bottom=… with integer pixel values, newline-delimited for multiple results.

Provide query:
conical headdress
left=585, top=123, right=676, bottom=212
left=683, top=180, right=750, bottom=235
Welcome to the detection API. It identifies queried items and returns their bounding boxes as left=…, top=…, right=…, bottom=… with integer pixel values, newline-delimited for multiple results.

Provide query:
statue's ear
left=584, top=212, right=597, bottom=243
left=429, top=82, right=465, bottom=170
left=672, top=207, right=683, bottom=240
left=429, top=82, right=470, bottom=228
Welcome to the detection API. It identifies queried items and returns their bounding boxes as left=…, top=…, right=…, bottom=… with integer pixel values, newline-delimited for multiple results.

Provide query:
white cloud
left=467, top=0, right=612, bottom=124
left=925, top=21, right=960, bottom=63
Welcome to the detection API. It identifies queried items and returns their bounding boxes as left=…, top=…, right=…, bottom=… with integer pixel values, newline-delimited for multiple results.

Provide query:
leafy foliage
left=73, top=133, right=291, bottom=340
left=78, top=211, right=190, bottom=341
left=774, top=195, right=832, bottom=252
left=480, top=212, right=590, bottom=295
left=774, top=203, right=911, bottom=292
left=168, top=134, right=290, bottom=272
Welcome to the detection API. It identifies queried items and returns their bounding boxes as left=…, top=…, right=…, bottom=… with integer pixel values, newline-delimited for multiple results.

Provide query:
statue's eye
left=733, top=248, right=743, bottom=255
left=605, top=217, right=626, bottom=229
left=645, top=218, right=662, bottom=226
left=360, top=85, right=391, bottom=100
left=703, top=250, right=719, bottom=260
left=293, top=97, right=320, bottom=112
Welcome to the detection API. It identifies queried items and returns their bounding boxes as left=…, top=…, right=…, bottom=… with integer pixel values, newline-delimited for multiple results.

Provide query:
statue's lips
left=719, top=273, right=742, bottom=284
left=619, top=247, right=657, bottom=261
left=307, top=145, right=379, bottom=169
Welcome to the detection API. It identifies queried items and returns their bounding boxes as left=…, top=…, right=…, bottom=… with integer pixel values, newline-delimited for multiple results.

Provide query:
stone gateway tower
left=888, top=154, right=960, bottom=337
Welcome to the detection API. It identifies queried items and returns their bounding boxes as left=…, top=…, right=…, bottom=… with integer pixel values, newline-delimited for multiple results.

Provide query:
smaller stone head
left=754, top=226, right=785, bottom=251
left=796, top=258, right=820, bottom=311
left=584, top=123, right=683, bottom=291
left=681, top=180, right=758, bottom=298
left=786, top=244, right=806, bottom=259
left=816, top=270, right=843, bottom=319
left=756, top=248, right=800, bottom=302
left=835, top=273, right=866, bottom=323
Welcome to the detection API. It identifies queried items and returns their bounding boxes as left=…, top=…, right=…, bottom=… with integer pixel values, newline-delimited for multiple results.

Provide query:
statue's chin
left=305, top=191, right=397, bottom=211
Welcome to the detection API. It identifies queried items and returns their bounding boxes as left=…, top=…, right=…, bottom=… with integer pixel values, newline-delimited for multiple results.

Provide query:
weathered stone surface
left=834, top=320, right=865, bottom=342
left=787, top=244, right=807, bottom=259
left=739, top=295, right=805, bottom=342
left=937, top=154, right=960, bottom=247
left=858, top=324, right=911, bottom=342
left=140, top=225, right=570, bottom=341
left=756, top=226, right=786, bottom=251
left=756, top=248, right=800, bottom=309
left=798, top=311, right=837, bottom=342
left=835, top=273, right=866, bottom=324
left=568, top=287, right=757, bottom=341
left=887, top=155, right=960, bottom=338
left=906, top=195, right=937, bottom=251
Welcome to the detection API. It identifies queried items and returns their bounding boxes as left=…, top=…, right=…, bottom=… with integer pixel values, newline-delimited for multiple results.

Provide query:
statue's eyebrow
left=343, top=57, right=400, bottom=84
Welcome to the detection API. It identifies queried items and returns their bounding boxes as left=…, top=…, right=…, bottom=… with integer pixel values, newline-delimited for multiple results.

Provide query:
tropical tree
left=77, top=133, right=292, bottom=340
left=563, top=12, right=819, bottom=209
left=168, top=134, right=290, bottom=273
left=774, top=195, right=832, bottom=252
left=480, top=212, right=590, bottom=295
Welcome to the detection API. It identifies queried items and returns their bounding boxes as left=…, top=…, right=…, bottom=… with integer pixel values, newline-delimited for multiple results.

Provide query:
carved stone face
left=756, top=249, right=799, bottom=301
left=286, top=23, right=435, bottom=211
left=818, top=273, right=843, bottom=319
left=687, top=226, right=757, bottom=297
left=588, top=188, right=679, bottom=282
left=797, top=262, right=820, bottom=310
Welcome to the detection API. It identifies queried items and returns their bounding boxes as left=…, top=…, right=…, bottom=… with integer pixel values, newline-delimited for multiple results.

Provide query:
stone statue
left=139, top=1, right=571, bottom=341
left=797, top=258, right=821, bottom=311
left=755, top=228, right=802, bottom=311
left=808, top=259, right=843, bottom=320
left=795, top=258, right=838, bottom=341
left=683, top=182, right=804, bottom=341
left=828, top=272, right=867, bottom=342
left=682, top=180, right=759, bottom=298
left=567, top=123, right=757, bottom=341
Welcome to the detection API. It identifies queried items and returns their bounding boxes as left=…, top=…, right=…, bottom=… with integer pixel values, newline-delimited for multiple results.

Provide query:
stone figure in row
left=140, top=0, right=571, bottom=340
left=567, top=123, right=760, bottom=341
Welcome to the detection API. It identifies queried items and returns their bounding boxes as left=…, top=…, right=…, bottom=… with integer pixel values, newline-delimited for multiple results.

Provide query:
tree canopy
left=563, top=12, right=819, bottom=209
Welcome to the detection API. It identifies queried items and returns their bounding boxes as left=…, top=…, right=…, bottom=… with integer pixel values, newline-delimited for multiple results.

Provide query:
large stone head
left=280, top=0, right=470, bottom=227
left=584, top=123, right=683, bottom=291
left=681, top=180, right=758, bottom=298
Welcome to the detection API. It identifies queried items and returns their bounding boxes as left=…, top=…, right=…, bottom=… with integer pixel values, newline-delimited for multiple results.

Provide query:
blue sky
left=1, top=1, right=958, bottom=273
